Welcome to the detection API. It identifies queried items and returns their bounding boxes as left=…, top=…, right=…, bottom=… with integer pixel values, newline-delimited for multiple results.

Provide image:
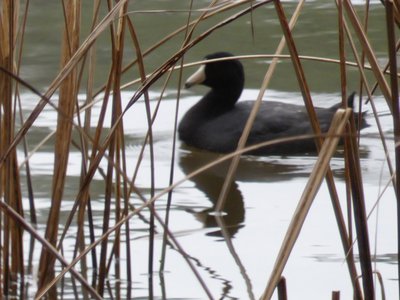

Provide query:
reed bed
left=0, top=0, right=399, bottom=299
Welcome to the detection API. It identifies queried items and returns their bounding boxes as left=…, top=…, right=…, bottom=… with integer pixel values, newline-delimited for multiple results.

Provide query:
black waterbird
left=178, top=52, right=367, bottom=155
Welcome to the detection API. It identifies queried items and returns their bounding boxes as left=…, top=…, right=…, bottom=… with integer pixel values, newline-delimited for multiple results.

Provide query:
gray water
left=15, top=1, right=398, bottom=299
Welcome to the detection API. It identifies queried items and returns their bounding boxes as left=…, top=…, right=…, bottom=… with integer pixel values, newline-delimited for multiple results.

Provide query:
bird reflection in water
left=178, top=144, right=355, bottom=237
left=179, top=149, right=245, bottom=238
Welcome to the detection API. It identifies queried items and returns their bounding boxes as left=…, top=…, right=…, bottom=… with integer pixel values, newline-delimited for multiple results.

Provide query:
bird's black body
left=178, top=52, right=366, bottom=155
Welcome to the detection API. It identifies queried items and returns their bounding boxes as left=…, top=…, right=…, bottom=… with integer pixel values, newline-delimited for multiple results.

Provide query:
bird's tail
left=347, top=92, right=369, bottom=129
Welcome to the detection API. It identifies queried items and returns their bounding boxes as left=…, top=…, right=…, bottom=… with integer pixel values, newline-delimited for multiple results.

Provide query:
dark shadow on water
left=179, top=149, right=245, bottom=237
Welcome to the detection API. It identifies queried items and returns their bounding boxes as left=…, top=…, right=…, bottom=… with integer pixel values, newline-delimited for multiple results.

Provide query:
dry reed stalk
left=215, top=215, right=256, bottom=300
left=118, top=53, right=392, bottom=93
left=346, top=118, right=374, bottom=299
left=94, top=0, right=271, bottom=98
left=54, top=64, right=116, bottom=294
left=93, top=0, right=265, bottom=97
left=343, top=0, right=392, bottom=111
left=337, top=3, right=361, bottom=298
left=277, top=277, right=287, bottom=300
left=124, top=10, right=158, bottom=297
left=338, top=0, right=347, bottom=104
left=385, top=1, right=400, bottom=297
left=0, top=0, right=24, bottom=297
left=116, top=2, right=132, bottom=296
left=337, top=5, right=358, bottom=297
left=14, top=3, right=38, bottom=282
left=273, top=1, right=318, bottom=136
left=181, top=0, right=221, bottom=46
left=332, top=291, right=341, bottom=300
left=274, top=1, right=362, bottom=297
left=53, top=8, right=274, bottom=283
left=14, top=0, right=35, bottom=213
left=374, top=271, right=387, bottom=300
left=355, top=0, right=370, bottom=132
left=36, top=1, right=81, bottom=298
left=158, top=0, right=196, bottom=274
left=69, top=3, right=104, bottom=296
left=0, top=0, right=129, bottom=170
left=45, top=183, right=216, bottom=300
left=1, top=1, right=394, bottom=298
left=0, top=199, right=102, bottom=300
left=260, top=109, right=352, bottom=300
left=73, top=1, right=272, bottom=207
left=40, top=133, right=329, bottom=300
left=389, top=0, right=400, bottom=25
left=96, top=1, right=130, bottom=296
left=121, top=0, right=271, bottom=112
left=341, top=9, right=396, bottom=189
left=34, top=2, right=135, bottom=295
left=82, top=6, right=101, bottom=287
left=215, top=0, right=305, bottom=212
left=113, top=97, right=129, bottom=300
left=73, top=1, right=102, bottom=295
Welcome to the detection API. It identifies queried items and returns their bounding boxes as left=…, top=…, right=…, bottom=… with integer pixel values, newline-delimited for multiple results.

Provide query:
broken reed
left=0, top=0, right=399, bottom=299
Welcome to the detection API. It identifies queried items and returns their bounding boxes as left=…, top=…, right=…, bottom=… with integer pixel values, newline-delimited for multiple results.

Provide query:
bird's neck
left=199, top=87, right=242, bottom=116
left=178, top=85, right=242, bottom=142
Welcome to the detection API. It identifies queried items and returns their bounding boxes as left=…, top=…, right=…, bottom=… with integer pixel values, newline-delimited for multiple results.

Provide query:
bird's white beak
left=185, top=65, right=206, bottom=88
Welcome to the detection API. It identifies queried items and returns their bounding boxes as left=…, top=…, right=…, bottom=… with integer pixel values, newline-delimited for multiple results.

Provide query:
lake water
left=13, top=0, right=398, bottom=299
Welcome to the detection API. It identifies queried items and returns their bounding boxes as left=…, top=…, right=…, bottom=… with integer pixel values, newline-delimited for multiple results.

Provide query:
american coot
left=178, top=52, right=367, bottom=155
